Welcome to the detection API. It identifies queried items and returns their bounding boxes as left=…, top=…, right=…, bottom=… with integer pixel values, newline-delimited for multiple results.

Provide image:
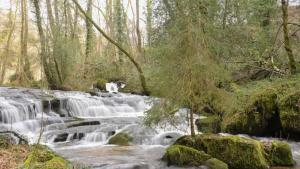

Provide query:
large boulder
left=162, top=145, right=211, bottom=166
left=175, top=134, right=269, bottom=169
left=222, top=88, right=282, bottom=137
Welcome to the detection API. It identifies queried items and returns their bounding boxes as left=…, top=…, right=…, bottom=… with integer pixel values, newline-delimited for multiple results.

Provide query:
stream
left=0, top=87, right=299, bottom=169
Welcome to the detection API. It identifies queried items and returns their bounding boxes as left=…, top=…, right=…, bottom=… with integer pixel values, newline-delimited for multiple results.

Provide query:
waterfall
left=1, top=87, right=299, bottom=169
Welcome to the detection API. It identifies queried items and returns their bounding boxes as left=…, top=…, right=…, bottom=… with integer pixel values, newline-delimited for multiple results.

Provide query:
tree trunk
left=281, top=0, right=296, bottom=74
left=21, top=0, right=32, bottom=81
left=146, top=0, right=152, bottom=46
left=222, top=0, right=228, bottom=29
left=190, top=109, right=195, bottom=137
left=72, top=0, right=150, bottom=95
left=32, top=0, right=54, bottom=87
left=84, top=0, right=93, bottom=77
left=136, top=0, right=142, bottom=54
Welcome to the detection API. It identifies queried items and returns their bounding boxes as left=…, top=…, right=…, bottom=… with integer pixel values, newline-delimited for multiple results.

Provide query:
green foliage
left=205, top=158, right=228, bottom=169
left=196, top=116, right=221, bottom=133
left=162, top=145, right=211, bottom=166
left=108, top=133, right=132, bottom=146
left=0, top=136, right=10, bottom=149
left=175, top=134, right=269, bottom=169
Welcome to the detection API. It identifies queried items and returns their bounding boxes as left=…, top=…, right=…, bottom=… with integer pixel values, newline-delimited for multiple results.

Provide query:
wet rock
left=67, top=121, right=100, bottom=128
left=54, top=133, right=68, bottom=143
left=72, top=133, right=85, bottom=140
left=108, top=133, right=133, bottom=146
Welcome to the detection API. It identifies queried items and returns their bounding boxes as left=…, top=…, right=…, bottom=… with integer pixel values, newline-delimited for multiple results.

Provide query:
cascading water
left=0, top=87, right=299, bottom=169
left=0, top=87, right=197, bottom=168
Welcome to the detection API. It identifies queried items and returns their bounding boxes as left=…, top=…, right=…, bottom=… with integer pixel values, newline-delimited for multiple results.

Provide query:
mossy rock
left=23, top=145, right=69, bottom=169
left=263, top=141, right=295, bottom=166
left=196, top=116, right=221, bottom=133
left=95, top=78, right=108, bottom=91
left=162, top=145, right=211, bottom=166
left=175, top=134, right=269, bottom=169
left=108, top=133, right=133, bottom=146
left=279, top=91, right=300, bottom=137
left=223, top=88, right=281, bottom=136
left=205, top=158, right=228, bottom=169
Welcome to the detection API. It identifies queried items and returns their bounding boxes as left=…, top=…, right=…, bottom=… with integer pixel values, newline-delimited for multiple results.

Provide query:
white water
left=0, top=87, right=299, bottom=169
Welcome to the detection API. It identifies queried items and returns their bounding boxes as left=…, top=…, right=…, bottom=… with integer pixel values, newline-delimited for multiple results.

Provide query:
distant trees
left=0, top=0, right=17, bottom=84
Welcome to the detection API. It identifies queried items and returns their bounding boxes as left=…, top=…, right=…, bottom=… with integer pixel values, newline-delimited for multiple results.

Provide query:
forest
left=0, top=0, right=300, bottom=169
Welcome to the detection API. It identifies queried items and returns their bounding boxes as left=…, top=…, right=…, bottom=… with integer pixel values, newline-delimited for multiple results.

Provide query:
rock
left=222, top=88, right=281, bottom=137
left=67, top=121, right=100, bottom=128
left=54, top=133, right=68, bottom=143
left=196, top=116, right=221, bottom=133
left=108, top=133, right=132, bottom=146
left=175, top=134, right=269, bottom=169
left=205, top=158, right=228, bottom=169
left=23, top=145, right=69, bottom=169
left=94, top=79, right=108, bottom=91
left=263, top=141, right=295, bottom=166
left=279, top=91, right=300, bottom=140
left=162, top=145, right=211, bottom=166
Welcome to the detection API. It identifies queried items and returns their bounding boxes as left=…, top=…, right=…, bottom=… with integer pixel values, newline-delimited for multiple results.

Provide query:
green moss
left=108, top=133, right=133, bottom=146
left=95, top=78, right=108, bottom=90
left=197, top=116, right=221, bottom=133
left=205, top=158, right=228, bottom=169
left=162, top=145, right=211, bottom=166
left=263, top=141, right=295, bottom=166
left=175, top=134, right=269, bottom=169
left=279, top=91, right=300, bottom=135
left=223, top=88, right=280, bottom=136
left=23, top=145, right=69, bottom=169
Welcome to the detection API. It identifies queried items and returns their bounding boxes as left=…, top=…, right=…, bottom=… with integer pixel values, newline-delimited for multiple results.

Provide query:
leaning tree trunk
left=72, top=0, right=150, bottom=95
left=281, top=0, right=296, bottom=74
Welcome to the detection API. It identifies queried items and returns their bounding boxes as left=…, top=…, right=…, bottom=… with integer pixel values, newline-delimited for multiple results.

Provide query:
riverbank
left=0, top=136, right=70, bottom=169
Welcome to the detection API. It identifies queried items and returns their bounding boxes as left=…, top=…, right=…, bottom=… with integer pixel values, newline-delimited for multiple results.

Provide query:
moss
left=95, top=78, right=108, bottom=90
left=23, top=145, right=69, bottom=169
left=196, top=116, right=221, bottom=133
left=175, top=134, right=269, bottom=169
left=205, top=158, right=228, bottom=169
left=162, top=145, right=211, bottom=166
left=279, top=91, right=300, bottom=136
left=223, top=88, right=281, bottom=136
left=108, top=133, right=133, bottom=146
left=263, top=141, right=295, bottom=166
